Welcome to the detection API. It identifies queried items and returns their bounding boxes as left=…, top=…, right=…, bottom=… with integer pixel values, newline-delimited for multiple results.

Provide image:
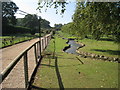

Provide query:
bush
left=30, top=29, right=36, bottom=35
left=2, top=25, right=31, bottom=35
left=15, top=26, right=31, bottom=34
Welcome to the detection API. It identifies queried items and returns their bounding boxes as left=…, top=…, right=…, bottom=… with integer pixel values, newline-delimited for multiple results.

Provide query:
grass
left=32, top=34, right=118, bottom=88
left=0, top=33, right=39, bottom=48
left=79, top=38, right=119, bottom=58
left=0, top=36, right=11, bottom=39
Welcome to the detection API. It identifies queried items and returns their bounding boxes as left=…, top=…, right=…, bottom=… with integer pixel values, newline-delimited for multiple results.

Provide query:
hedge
left=2, top=25, right=31, bottom=35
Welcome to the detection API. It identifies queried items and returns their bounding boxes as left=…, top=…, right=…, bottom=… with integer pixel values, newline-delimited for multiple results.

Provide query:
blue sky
left=13, top=0, right=76, bottom=27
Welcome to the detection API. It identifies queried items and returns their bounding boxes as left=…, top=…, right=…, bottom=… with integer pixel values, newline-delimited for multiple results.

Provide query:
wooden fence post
left=47, top=36, right=48, bottom=43
left=44, top=38, right=45, bottom=49
left=41, top=39, right=43, bottom=52
left=23, top=52, right=29, bottom=88
left=39, top=40, right=41, bottom=57
left=46, top=36, right=48, bottom=45
left=46, top=36, right=47, bottom=46
left=34, top=44, right=38, bottom=64
left=42, top=39, right=44, bottom=50
left=37, top=42, right=39, bottom=57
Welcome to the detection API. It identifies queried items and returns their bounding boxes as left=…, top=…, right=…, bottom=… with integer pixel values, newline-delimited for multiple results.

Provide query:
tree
left=23, top=14, right=38, bottom=29
left=2, top=1, right=19, bottom=25
left=37, top=0, right=68, bottom=15
left=54, top=24, right=62, bottom=30
left=63, top=2, right=120, bottom=42
left=22, top=14, right=51, bottom=34
left=16, top=18, right=24, bottom=26
left=22, top=14, right=39, bottom=35
left=38, top=1, right=120, bottom=42
left=41, top=19, right=51, bottom=28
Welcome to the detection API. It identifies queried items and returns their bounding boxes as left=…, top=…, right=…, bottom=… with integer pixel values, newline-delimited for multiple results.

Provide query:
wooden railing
left=0, top=33, right=52, bottom=88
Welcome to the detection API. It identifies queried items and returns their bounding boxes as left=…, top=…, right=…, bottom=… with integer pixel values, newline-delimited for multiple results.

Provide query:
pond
left=63, top=39, right=84, bottom=55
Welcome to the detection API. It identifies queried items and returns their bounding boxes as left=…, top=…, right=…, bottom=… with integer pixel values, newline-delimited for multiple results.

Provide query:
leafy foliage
left=2, top=2, right=19, bottom=25
left=2, top=25, right=31, bottom=35
left=37, top=0, right=68, bottom=15
left=22, top=14, right=38, bottom=28
left=54, top=24, right=62, bottom=30
left=62, top=2, right=120, bottom=43
left=41, top=19, right=51, bottom=28
left=21, top=14, right=51, bottom=34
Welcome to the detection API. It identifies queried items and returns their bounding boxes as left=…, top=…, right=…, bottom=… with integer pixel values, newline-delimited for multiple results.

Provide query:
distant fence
left=1, top=36, right=35, bottom=48
left=0, top=33, right=52, bottom=88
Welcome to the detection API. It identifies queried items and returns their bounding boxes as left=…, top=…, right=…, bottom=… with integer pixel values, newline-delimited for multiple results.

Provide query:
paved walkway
left=0, top=38, right=40, bottom=88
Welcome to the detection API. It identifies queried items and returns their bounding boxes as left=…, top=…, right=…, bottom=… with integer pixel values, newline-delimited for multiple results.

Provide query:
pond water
left=63, top=39, right=83, bottom=55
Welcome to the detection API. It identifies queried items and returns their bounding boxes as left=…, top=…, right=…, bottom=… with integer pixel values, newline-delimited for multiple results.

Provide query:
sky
left=12, top=0, right=76, bottom=27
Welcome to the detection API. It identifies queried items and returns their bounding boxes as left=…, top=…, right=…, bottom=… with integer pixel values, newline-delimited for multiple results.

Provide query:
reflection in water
left=63, top=40, right=83, bottom=55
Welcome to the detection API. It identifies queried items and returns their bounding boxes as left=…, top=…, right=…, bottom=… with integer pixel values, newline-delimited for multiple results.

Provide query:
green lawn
left=79, top=38, right=119, bottom=58
left=32, top=34, right=118, bottom=88
left=0, top=33, right=39, bottom=48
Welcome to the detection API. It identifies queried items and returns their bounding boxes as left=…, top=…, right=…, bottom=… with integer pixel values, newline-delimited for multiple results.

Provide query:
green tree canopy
left=22, top=14, right=51, bottom=29
left=62, top=2, right=120, bottom=43
left=22, top=14, right=39, bottom=29
left=22, top=14, right=39, bottom=34
left=37, top=0, right=68, bottom=14
left=41, top=19, right=51, bottom=28
left=21, top=14, right=51, bottom=34
left=2, top=1, right=19, bottom=25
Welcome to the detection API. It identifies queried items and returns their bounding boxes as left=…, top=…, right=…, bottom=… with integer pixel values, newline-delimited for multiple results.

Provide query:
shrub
left=2, top=25, right=31, bottom=35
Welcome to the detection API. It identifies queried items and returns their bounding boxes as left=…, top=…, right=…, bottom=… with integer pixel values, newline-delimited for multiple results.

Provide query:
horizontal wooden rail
left=0, top=33, right=52, bottom=88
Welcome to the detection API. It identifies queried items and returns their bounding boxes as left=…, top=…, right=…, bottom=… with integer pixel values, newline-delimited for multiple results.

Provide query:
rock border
left=76, top=50, right=119, bottom=63
left=75, top=42, right=119, bottom=63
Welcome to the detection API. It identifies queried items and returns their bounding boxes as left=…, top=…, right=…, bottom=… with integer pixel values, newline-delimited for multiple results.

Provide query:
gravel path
left=0, top=38, right=40, bottom=88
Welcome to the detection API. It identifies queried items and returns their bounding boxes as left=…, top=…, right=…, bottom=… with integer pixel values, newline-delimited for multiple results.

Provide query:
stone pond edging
left=76, top=43, right=119, bottom=63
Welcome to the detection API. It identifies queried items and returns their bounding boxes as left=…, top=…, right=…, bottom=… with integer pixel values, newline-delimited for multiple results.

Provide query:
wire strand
left=18, top=10, right=30, bottom=15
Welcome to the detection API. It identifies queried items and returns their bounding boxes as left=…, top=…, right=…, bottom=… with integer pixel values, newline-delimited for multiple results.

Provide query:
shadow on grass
left=30, top=85, right=48, bottom=90
left=41, top=61, right=80, bottom=68
left=55, top=57, right=64, bottom=90
left=86, top=36, right=114, bottom=42
left=41, top=64, right=55, bottom=67
left=99, top=38, right=114, bottom=41
left=91, top=49, right=120, bottom=55
left=28, top=56, right=47, bottom=90
left=57, top=57, right=75, bottom=60
left=29, top=56, right=64, bottom=90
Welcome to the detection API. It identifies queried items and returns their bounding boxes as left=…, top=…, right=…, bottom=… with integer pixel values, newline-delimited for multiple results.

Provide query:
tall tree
left=38, top=1, right=120, bottom=42
left=41, top=19, right=51, bottom=28
left=22, top=14, right=39, bottom=35
left=2, top=1, right=19, bottom=25
left=64, top=2, right=120, bottom=42
left=23, top=14, right=38, bottom=29
left=22, top=14, right=51, bottom=34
